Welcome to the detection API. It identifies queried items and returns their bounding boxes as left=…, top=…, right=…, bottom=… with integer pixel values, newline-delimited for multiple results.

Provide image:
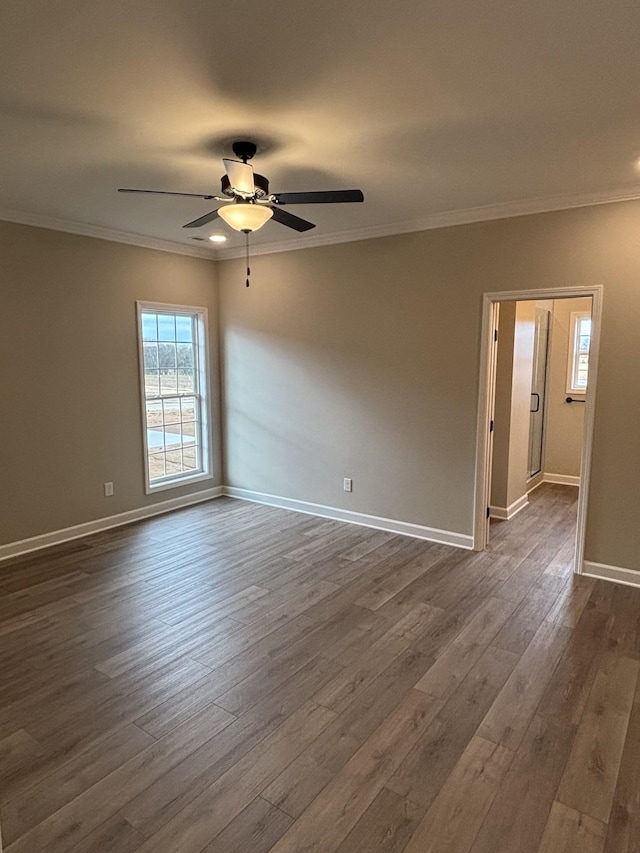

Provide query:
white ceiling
left=2, top=0, right=640, bottom=258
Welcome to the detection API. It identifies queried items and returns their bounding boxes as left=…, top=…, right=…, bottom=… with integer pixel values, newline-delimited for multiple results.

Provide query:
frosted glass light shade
left=218, top=203, right=273, bottom=232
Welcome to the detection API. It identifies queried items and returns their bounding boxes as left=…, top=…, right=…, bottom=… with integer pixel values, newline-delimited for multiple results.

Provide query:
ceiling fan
left=118, top=141, right=364, bottom=234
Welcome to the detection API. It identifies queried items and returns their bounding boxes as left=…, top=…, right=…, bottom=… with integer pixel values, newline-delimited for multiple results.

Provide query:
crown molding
left=0, top=207, right=217, bottom=260
left=215, top=185, right=640, bottom=260
left=2, top=183, right=640, bottom=263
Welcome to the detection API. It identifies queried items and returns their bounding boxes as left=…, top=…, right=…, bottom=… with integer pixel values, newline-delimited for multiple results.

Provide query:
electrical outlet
left=104, top=482, right=114, bottom=497
left=343, top=478, right=352, bottom=492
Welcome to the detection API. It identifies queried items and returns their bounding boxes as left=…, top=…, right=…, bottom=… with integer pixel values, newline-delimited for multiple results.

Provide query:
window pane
left=164, top=430, right=183, bottom=450
left=157, top=314, right=176, bottom=342
left=163, top=398, right=181, bottom=426
left=158, top=342, right=176, bottom=370
left=177, top=343, right=194, bottom=368
left=144, top=370, right=159, bottom=396
left=176, top=315, right=193, bottom=343
left=183, top=447, right=198, bottom=470
left=146, top=428, right=166, bottom=450
left=145, top=399, right=163, bottom=427
left=141, top=313, right=157, bottom=341
left=148, top=452, right=166, bottom=480
left=178, top=369, right=195, bottom=394
left=577, top=355, right=589, bottom=384
left=143, top=343, right=158, bottom=369
left=165, top=449, right=183, bottom=475
left=180, top=396, right=197, bottom=422
left=148, top=427, right=187, bottom=452
left=181, top=420, right=196, bottom=440
left=160, top=369, right=178, bottom=395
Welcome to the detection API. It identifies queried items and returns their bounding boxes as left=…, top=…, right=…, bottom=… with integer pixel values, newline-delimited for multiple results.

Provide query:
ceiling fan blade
left=273, top=189, right=364, bottom=205
left=223, top=159, right=255, bottom=195
left=118, top=188, right=216, bottom=199
left=269, top=206, right=315, bottom=232
left=182, top=209, right=221, bottom=229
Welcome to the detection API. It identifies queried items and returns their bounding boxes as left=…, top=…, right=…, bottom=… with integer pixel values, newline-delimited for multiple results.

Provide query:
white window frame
left=136, top=301, right=213, bottom=493
left=566, top=311, right=591, bottom=395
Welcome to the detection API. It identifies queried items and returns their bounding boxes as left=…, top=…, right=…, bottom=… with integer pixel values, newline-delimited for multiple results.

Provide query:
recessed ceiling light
left=208, top=234, right=227, bottom=243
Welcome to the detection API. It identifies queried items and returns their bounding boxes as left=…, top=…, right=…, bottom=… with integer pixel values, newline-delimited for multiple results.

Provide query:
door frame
left=473, top=284, right=603, bottom=574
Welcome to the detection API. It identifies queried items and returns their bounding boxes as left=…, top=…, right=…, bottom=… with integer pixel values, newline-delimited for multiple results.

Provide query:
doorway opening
left=474, top=286, right=603, bottom=574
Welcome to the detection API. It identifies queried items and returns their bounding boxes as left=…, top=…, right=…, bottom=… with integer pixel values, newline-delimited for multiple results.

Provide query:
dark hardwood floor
left=1, top=484, right=638, bottom=852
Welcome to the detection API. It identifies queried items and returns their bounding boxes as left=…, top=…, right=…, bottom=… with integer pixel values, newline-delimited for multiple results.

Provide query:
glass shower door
left=527, top=308, right=550, bottom=478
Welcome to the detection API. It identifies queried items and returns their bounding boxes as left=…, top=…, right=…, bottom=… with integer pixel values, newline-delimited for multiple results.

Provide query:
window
left=567, top=311, right=591, bottom=395
left=137, top=302, right=212, bottom=492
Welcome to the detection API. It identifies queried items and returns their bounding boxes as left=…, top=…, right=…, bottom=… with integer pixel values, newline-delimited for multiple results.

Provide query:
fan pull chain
left=244, top=231, right=251, bottom=287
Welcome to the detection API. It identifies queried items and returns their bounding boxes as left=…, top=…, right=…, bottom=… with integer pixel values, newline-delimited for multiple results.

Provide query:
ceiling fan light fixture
left=218, top=203, right=273, bottom=232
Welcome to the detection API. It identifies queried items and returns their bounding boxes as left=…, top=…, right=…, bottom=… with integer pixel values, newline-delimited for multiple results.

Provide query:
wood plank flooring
left=1, top=483, right=639, bottom=852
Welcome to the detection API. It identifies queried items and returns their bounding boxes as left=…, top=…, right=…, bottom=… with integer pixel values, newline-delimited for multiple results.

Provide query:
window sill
left=145, top=471, right=213, bottom=495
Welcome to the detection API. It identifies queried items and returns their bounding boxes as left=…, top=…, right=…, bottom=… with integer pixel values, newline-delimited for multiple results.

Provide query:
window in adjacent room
left=566, top=311, right=591, bottom=395
left=137, top=302, right=212, bottom=492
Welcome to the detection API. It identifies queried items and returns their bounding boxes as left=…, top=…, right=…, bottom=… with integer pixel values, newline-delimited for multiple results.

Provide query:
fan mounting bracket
left=232, top=141, right=258, bottom=163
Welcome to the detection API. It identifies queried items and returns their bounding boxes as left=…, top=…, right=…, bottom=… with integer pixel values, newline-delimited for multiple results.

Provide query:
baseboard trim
left=0, top=487, right=224, bottom=563
left=543, top=473, right=581, bottom=487
left=223, top=487, right=473, bottom=550
left=526, top=476, right=544, bottom=495
left=582, top=560, right=640, bottom=589
left=0, top=483, right=475, bottom=562
left=489, top=494, right=529, bottom=521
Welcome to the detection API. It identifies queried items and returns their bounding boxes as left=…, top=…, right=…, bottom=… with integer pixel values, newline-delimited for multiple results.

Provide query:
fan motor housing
left=221, top=173, right=269, bottom=199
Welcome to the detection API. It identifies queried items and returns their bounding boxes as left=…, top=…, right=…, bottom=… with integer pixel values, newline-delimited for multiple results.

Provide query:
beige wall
left=4, top=198, right=640, bottom=574
left=219, top=200, right=640, bottom=572
left=0, top=221, right=220, bottom=546
left=544, top=297, right=591, bottom=477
